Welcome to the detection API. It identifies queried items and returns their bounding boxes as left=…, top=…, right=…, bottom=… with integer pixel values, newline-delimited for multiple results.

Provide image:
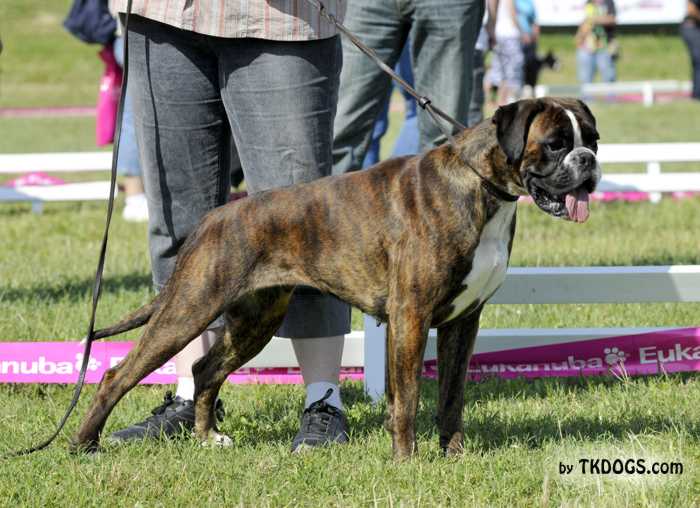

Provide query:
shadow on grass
left=219, top=375, right=700, bottom=451
left=0, top=272, right=152, bottom=303
left=628, top=253, right=700, bottom=266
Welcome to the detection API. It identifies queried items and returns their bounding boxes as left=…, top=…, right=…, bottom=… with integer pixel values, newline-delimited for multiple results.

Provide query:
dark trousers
left=332, top=0, right=485, bottom=174
left=126, top=15, right=350, bottom=337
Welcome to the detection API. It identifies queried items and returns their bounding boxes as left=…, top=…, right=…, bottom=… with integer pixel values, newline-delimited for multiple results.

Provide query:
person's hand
left=486, top=23, right=496, bottom=50
left=521, top=33, right=533, bottom=45
left=575, top=21, right=592, bottom=46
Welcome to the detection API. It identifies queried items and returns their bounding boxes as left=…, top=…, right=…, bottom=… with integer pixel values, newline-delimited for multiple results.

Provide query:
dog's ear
left=576, top=99, right=597, bottom=128
left=492, top=99, right=544, bottom=165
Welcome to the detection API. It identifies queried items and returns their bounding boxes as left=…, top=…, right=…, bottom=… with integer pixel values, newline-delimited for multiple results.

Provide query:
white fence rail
left=0, top=152, right=114, bottom=212
left=2, top=143, right=700, bottom=176
left=595, top=142, right=700, bottom=202
left=0, top=151, right=112, bottom=174
left=361, top=265, right=700, bottom=399
left=1, top=152, right=698, bottom=399
left=535, top=80, right=692, bottom=107
left=235, top=266, right=700, bottom=398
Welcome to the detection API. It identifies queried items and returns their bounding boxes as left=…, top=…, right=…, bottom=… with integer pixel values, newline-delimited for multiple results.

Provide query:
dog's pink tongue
left=565, top=188, right=590, bottom=223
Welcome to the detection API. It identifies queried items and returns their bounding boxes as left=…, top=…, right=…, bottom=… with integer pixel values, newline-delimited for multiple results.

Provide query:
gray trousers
left=468, top=48, right=486, bottom=128
left=126, top=15, right=350, bottom=338
left=332, top=0, right=485, bottom=174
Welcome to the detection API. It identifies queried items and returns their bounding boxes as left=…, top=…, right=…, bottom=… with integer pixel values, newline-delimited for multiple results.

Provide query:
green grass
left=0, top=117, right=108, bottom=154
left=532, top=31, right=691, bottom=85
left=1, top=376, right=699, bottom=505
left=0, top=2, right=692, bottom=108
left=0, top=0, right=103, bottom=108
left=2, top=3, right=700, bottom=506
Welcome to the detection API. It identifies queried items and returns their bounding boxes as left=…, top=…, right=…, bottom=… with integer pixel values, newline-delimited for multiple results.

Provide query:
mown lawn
left=2, top=136, right=700, bottom=505
left=0, top=1, right=692, bottom=107
left=2, top=2, right=700, bottom=506
left=1, top=375, right=699, bottom=505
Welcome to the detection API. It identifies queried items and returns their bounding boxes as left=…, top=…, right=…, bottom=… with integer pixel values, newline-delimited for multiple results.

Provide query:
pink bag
left=95, top=44, right=122, bottom=146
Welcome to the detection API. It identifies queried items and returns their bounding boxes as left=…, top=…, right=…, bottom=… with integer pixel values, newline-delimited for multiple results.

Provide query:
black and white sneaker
left=107, top=391, right=224, bottom=443
left=291, top=389, right=349, bottom=452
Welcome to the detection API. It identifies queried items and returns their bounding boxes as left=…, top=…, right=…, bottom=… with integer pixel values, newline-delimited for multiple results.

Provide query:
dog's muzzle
left=526, top=147, right=600, bottom=223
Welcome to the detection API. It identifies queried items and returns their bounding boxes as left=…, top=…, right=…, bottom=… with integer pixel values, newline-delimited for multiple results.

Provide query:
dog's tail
left=90, top=292, right=163, bottom=341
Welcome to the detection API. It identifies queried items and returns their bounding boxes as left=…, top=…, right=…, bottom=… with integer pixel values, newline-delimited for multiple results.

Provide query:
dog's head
left=493, top=97, right=600, bottom=223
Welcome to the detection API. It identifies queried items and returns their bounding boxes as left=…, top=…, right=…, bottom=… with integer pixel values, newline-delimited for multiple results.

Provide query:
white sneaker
left=122, top=193, right=149, bottom=222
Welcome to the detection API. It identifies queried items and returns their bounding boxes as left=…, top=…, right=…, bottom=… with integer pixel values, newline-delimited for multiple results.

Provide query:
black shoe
left=291, top=388, right=349, bottom=452
left=107, top=391, right=224, bottom=443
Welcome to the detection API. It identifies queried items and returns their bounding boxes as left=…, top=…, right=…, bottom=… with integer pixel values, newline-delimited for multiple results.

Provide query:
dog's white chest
left=442, top=203, right=516, bottom=323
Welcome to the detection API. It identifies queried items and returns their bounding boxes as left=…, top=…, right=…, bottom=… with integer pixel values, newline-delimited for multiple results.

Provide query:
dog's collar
left=457, top=152, right=520, bottom=203
left=477, top=174, right=520, bottom=202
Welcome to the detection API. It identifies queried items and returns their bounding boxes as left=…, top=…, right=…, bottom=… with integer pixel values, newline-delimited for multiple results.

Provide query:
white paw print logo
left=604, top=347, right=627, bottom=366
left=75, top=353, right=102, bottom=371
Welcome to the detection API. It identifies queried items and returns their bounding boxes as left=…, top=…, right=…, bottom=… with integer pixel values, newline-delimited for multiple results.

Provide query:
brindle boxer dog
left=72, top=97, right=600, bottom=458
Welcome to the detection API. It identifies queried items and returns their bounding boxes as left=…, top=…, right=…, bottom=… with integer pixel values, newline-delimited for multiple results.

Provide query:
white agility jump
left=535, top=80, right=692, bottom=107
left=0, top=151, right=112, bottom=174
left=0, top=151, right=114, bottom=213
left=2, top=143, right=699, bottom=208
left=1, top=150, right=699, bottom=397
left=225, top=266, right=700, bottom=398
left=360, top=265, right=700, bottom=399
left=595, top=143, right=700, bottom=202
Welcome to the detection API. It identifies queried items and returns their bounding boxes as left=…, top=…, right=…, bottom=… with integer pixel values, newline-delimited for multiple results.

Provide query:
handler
left=108, top=0, right=351, bottom=451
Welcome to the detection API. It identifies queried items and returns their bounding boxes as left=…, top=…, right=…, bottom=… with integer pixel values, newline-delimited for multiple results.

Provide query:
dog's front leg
left=436, top=307, right=482, bottom=456
left=386, top=309, right=430, bottom=460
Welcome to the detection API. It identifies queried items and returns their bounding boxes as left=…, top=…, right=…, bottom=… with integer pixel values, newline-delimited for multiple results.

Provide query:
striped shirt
left=111, top=0, right=345, bottom=40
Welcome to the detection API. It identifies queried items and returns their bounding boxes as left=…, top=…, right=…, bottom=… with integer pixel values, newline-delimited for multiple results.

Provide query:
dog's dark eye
left=546, top=139, right=564, bottom=151
left=583, top=131, right=599, bottom=152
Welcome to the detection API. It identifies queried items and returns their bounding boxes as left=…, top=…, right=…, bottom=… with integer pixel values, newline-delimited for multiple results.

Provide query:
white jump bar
left=492, top=265, right=700, bottom=304
left=0, top=151, right=112, bottom=174
left=0, top=182, right=115, bottom=202
left=597, top=143, right=700, bottom=164
left=596, top=172, right=700, bottom=193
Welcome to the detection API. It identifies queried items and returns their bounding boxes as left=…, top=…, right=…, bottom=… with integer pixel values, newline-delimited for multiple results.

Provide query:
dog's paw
left=440, top=432, right=465, bottom=458
left=198, top=430, right=233, bottom=448
left=69, top=438, right=101, bottom=455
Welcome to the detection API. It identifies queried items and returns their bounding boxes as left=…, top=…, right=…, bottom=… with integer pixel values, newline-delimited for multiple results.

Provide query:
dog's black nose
left=573, top=150, right=596, bottom=171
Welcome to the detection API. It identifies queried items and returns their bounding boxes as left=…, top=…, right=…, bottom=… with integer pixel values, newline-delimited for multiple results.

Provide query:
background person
left=517, top=0, right=540, bottom=95
left=468, top=0, right=498, bottom=127
left=333, top=0, right=485, bottom=175
left=575, top=0, right=618, bottom=85
left=681, top=0, right=700, bottom=100
left=112, top=34, right=148, bottom=223
left=108, top=1, right=351, bottom=452
left=362, top=43, right=419, bottom=168
left=484, top=0, right=524, bottom=106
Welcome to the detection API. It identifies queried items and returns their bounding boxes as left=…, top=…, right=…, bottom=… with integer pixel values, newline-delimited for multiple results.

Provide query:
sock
left=125, top=193, right=146, bottom=206
left=305, top=381, right=343, bottom=410
left=175, top=377, right=195, bottom=401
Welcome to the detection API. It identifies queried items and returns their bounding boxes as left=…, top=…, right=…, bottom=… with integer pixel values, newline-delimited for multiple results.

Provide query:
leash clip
left=417, top=96, right=432, bottom=110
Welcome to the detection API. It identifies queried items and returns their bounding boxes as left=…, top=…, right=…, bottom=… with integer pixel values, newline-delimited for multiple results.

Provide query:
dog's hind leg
left=71, top=286, right=227, bottom=452
left=191, top=287, right=293, bottom=446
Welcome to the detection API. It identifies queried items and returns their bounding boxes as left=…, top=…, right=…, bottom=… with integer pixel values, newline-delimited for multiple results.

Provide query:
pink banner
left=425, top=328, right=700, bottom=380
left=1, top=328, right=699, bottom=385
left=0, top=341, right=363, bottom=385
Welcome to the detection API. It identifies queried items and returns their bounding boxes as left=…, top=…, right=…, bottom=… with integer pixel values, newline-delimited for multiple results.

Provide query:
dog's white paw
left=199, top=431, right=233, bottom=448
